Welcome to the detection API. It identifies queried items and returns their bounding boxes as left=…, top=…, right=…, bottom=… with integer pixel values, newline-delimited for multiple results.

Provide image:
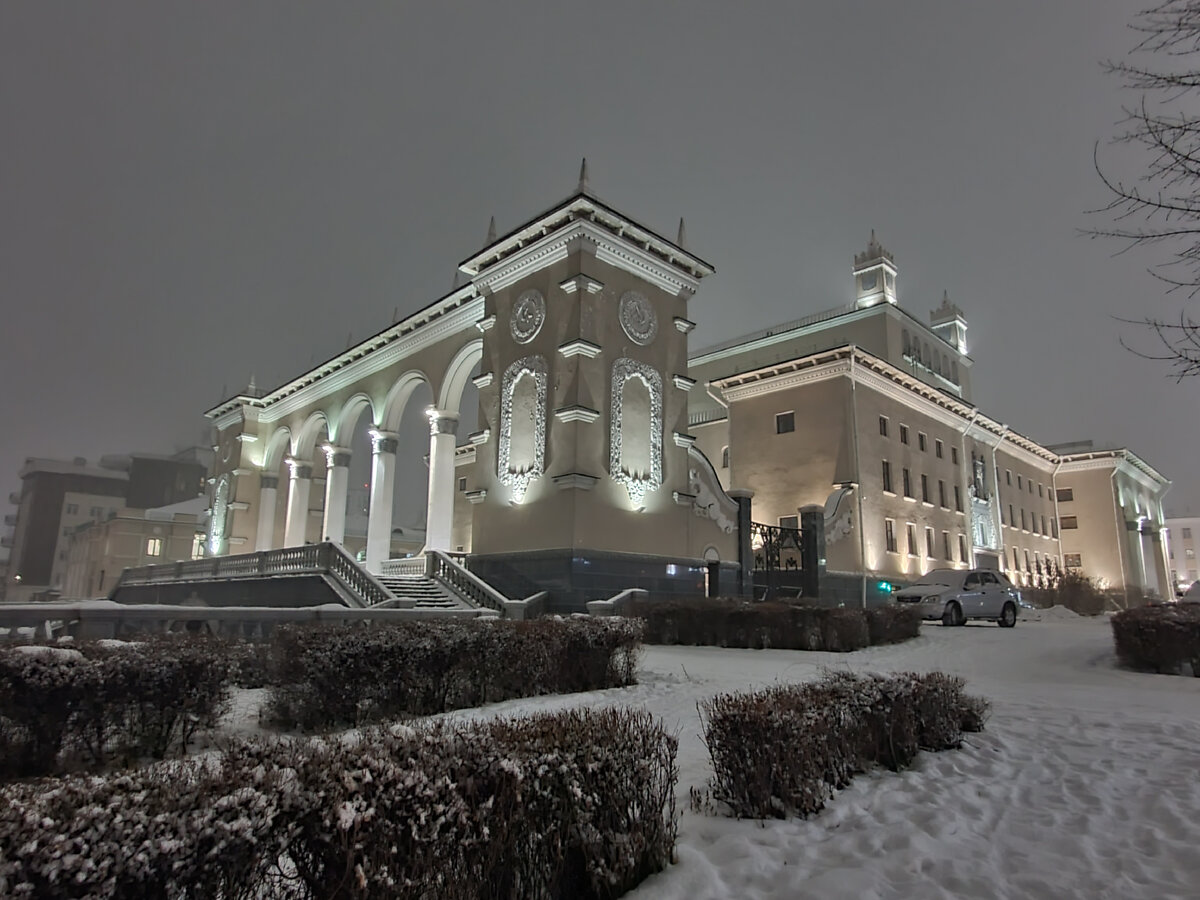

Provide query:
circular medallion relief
left=619, top=291, right=658, bottom=345
left=510, top=289, right=545, bottom=344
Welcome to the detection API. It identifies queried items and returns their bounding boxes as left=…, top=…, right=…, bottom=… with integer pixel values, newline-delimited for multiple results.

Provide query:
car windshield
left=910, top=569, right=960, bottom=588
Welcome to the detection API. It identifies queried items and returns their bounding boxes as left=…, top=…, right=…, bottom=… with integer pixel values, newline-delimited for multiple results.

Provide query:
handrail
left=426, top=550, right=508, bottom=613
left=379, top=556, right=427, bottom=576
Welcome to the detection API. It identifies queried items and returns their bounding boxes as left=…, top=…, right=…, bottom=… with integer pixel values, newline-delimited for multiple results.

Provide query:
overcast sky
left=2, top=1, right=1197, bottom=520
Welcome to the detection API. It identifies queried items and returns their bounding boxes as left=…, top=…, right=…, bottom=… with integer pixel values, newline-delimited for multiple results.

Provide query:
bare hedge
left=628, top=598, right=920, bottom=651
left=1112, top=602, right=1200, bottom=675
left=699, top=670, right=989, bottom=819
left=0, top=641, right=230, bottom=782
left=266, top=616, right=643, bottom=731
left=0, top=706, right=678, bottom=900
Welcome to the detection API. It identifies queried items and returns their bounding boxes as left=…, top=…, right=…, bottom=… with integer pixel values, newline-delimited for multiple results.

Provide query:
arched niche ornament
left=619, top=290, right=657, bottom=345
left=510, top=289, right=546, bottom=344
left=498, top=355, right=548, bottom=503
left=610, top=357, right=663, bottom=506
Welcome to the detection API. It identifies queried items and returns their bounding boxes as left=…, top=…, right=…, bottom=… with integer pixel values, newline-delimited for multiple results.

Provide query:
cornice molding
left=554, top=405, right=601, bottom=423
left=558, top=339, right=602, bottom=359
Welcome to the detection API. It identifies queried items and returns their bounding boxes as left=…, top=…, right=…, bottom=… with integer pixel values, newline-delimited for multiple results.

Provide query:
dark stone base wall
left=469, top=549, right=735, bottom=614
left=111, top=576, right=340, bottom=608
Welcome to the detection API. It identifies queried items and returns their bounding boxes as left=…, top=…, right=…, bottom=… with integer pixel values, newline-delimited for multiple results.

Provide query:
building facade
left=1165, top=516, right=1200, bottom=593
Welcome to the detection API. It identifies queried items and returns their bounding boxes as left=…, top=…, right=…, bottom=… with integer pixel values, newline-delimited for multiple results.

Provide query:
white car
left=892, top=568, right=1021, bottom=627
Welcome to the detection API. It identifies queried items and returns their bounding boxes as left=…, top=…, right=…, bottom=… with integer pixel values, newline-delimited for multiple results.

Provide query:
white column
left=283, top=459, right=313, bottom=548
left=424, top=408, right=459, bottom=552
left=322, top=445, right=352, bottom=544
left=365, top=430, right=398, bottom=571
left=255, top=474, right=279, bottom=551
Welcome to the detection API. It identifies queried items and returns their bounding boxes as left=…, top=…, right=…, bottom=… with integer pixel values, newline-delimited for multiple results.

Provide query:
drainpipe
left=959, top=411, right=980, bottom=564
left=987, top=425, right=1009, bottom=571
left=1050, top=457, right=1064, bottom=572
left=848, top=348, right=867, bottom=608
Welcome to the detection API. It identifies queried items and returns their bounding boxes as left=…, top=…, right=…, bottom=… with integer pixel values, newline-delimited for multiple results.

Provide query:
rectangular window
left=900, top=424, right=909, bottom=445
left=191, top=533, right=204, bottom=560
left=903, top=468, right=913, bottom=498
left=1060, top=516, right=1078, bottom=530
left=1038, top=483, right=1044, bottom=498
left=779, top=515, right=799, bottom=529
left=1185, top=527, right=1194, bottom=539
left=952, top=446, right=959, bottom=465
left=1017, top=474, right=1023, bottom=490
left=879, top=415, right=889, bottom=437
left=1024, top=549, right=1031, bottom=571
left=942, top=531, right=951, bottom=560
left=882, top=460, right=893, bottom=493
left=1012, top=547, right=1020, bottom=570
left=1020, top=509, right=1027, bottom=531
left=938, top=480, right=947, bottom=508
left=775, top=411, right=795, bottom=434
left=921, top=474, right=930, bottom=503
left=958, top=533, right=967, bottom=563
left=1064, top=553, right=1082, bottom=568
left=1032, top=515, right=1039, bottom=535
left=66, top=503, right=79, bottom=515
left=1056, top=488, right=1074, bottom=502
left=907, top=523, right=918, bottom=557
left=1028, top=480, right=1033, bottom=494
left=1187, top=548, right=1196, bottom=559
left=90, top=506, right=104, bottom=518
left=925, top=527, right=936, bottom=559
left=1006, top=470, right=1012, bottom=486
left=146, top=538, right=163, bottom=557
left=918, top=432, right=927, bottom=452
left=954, top=485, right=963, bottom=512
left=1041, top=515, right=1048, bottom=536
left=1009, top=504, right=1015, bottom=527
left=885, top=519, right=897, bottom=553
left=935, top=439, right=944, bottom=459
left=457, top=477, right=467, bottom=492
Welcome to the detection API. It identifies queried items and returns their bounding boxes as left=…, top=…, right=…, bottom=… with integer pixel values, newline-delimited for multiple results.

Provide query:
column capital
left=259, top=474, right=280, bottom=490
left=426, top=407, right=459, bottom=436
left=285, top=458, right=313, bottom=480
left=322, top=444, right=353, bottom=469
left=368, top=429, right=399, bottom=455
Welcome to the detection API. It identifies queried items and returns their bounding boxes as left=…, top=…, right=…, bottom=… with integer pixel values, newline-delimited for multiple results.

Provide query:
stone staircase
left=375, top=573, right=472, bottom=610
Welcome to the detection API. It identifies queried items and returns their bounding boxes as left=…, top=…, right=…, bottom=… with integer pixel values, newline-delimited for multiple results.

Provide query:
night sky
left=2, top=1, right=1195, bottom=522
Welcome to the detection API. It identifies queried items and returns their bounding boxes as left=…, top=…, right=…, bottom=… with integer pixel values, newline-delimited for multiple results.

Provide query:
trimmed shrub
left=1112, top=602, right=1200, bottom=675
left=699, top=670, right=988, bottom=819
left=0, top=707, right=678, bottom=900
left=265, top=616, right=643, bottom=731
left=1023, top=570, right=1109, bottom=616
left=0, top=640, right=231, bottom=781
left=628, top=597, right=920, bottom=651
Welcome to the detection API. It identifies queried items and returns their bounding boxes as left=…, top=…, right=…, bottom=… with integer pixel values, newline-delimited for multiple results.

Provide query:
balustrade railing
left=426, top=550, right=507, bottom=612
left=379, top=556, right=427, bottom=576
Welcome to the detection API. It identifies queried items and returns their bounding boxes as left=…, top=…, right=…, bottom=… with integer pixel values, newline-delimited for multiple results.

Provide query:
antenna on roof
left=392, top=305, right=399, bottom=323
left=346, top=331, right=353, bottom=349
left=247, top=374, right=257, bottom=396
left=677, top=217, right=688, bottom=249
left=486, top=215, right=497, bottom=244
left=577, top=157, right=590, bottom=194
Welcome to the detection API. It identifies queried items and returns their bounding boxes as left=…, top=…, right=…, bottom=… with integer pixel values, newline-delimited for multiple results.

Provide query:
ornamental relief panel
left=619, top=290, right=658, bottom=345
left=498, top=355, right=547, bottom=504
left=610, top=357, right=663, bottom=506
left=510, top=289, right=545, bottom=344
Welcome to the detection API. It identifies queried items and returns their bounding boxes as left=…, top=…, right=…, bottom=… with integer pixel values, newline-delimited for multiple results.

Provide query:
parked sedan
left=893, top=568, right=1020, bottom=627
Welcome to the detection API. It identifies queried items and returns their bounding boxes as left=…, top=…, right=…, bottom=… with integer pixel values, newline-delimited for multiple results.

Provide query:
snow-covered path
left=444, top=616, right=1200, bottom=900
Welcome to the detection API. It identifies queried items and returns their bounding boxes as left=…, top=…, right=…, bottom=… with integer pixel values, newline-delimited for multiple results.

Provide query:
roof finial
left=577, top=157, right=590, bottom=194
left=247, top=373, right=257, bottom=395
left=486, top=215, right=497, bottom=244
left=943, top=289, right=950, bottom=303
left=677, top=217, right=688, bottom=249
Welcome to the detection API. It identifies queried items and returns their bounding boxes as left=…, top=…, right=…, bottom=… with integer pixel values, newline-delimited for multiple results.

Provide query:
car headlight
left=924, top=595, right=941, bottom=603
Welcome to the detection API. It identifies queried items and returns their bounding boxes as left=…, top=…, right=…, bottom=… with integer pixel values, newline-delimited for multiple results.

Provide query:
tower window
left=775, top=412, right=795, bottom=434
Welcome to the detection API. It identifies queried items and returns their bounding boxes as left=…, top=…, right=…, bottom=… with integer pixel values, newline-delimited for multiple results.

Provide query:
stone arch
left=292, top=411, right=331, bottom=461
left=261, top=427, right=292, bottom=472
left=437, top=338, right=484, bottom=413
left=380, top=370, right=434, bottom=433
left=610, top=358, right=663, bottom=506
left=332, top=393, right=377, bottom=445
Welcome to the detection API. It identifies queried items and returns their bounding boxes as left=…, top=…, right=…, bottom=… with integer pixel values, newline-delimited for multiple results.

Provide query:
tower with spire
left=930, top=290, right=968, bottom=354
left=852, top=231, right=898, bottom=309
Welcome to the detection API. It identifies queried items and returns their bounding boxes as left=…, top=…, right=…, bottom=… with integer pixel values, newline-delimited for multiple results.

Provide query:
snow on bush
left=1112, top=602, right=1200, bottom=675
left=698, top=670, right=989, bottom=819
left=627, top=597, right=920, bottom=650
left=0, top=707, right=678, bottom=900
left=0, top=639, right=231, bottom=781
left=266, top=616, right=643, bottom=731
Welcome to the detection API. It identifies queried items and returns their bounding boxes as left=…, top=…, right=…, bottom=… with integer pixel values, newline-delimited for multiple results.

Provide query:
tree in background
left=1093, top=0, right=1200, bottom=377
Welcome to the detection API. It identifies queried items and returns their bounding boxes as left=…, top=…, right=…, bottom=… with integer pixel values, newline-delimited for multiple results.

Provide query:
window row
left=1007, top=546, right=1062, bottom=578
left=882, top=461, right=963, bottom=511
left=878, top=417, right=959, bottom=464
left=1003, top=505, right=1059, bottom=538
left=884, top=519, right=968, bottom=562
left=900, top=330, right=959, bottom=384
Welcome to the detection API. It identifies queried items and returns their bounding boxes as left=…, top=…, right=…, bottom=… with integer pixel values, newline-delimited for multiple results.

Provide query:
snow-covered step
left=376, top=574, right=473, bottom=610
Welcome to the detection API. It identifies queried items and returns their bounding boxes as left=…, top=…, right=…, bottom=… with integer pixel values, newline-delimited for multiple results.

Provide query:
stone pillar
left=365, top=430, right=398, bottom=571
left=283, top=460, right=313, bottom=548
left=322, top=446, right=352, bottom=544
left=424, top=408, right=459, bottom=553
left=255, top=474, right=279, bottom=551
left=729, top=489, right=755, bottom=599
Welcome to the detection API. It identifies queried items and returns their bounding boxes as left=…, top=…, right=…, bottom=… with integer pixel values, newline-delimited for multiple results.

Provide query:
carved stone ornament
left=510, top=289, right=546, bottom=344
left=498, top=355, right=547, bottom=503
left=619, top=290, right=658, bottom=346
left=610, top=357, right=663, bottom=506
left=688, top=467, right=736, bottom=534
left=208, top=474, right=230, bottom=554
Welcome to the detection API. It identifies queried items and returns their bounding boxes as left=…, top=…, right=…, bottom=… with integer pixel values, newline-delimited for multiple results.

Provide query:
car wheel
left=942, top=601, right=963, bottom=627
left=999, top=602, right=1017, bottom=628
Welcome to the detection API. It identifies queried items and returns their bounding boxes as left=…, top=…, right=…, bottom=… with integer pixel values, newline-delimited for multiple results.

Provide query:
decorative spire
left=247, top=374, right=257, bottom=397
left=854, top=229, right=895, bottom=268
left=577, top=157, right=590, bottom=194
left=486, top=215, right=497, bottom=244
left=677, top=217, right=688, bottom=249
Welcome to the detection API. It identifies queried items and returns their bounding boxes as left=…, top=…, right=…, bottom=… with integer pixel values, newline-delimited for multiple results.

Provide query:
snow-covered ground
left=222, top=615, right=1200, bottom=899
